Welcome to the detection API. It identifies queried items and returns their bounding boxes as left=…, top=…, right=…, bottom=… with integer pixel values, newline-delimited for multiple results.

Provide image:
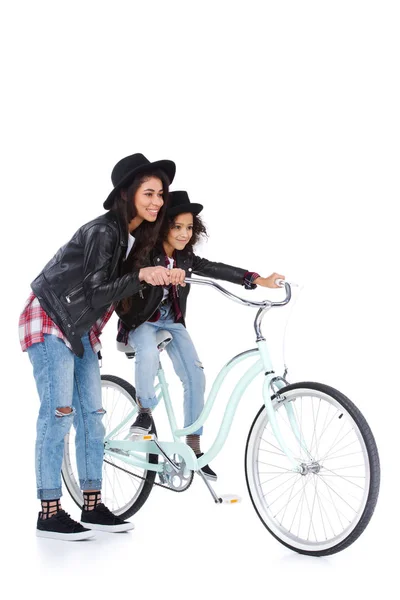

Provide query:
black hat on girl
left=168, top=191, right=203, bottom=218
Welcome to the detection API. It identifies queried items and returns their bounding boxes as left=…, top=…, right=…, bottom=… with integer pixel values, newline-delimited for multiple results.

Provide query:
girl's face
left=134, top=176, right=164, bottom=222
left=166, top=213, right=194, bottom=251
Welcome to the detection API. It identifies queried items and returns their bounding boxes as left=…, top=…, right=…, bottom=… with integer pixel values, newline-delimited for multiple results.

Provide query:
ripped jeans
left=27, top=334, right=105, bottom=499
left=128, top=304, right=206, bottom=435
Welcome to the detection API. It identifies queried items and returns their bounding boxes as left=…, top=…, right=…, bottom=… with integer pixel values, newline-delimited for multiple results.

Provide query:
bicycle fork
left=258, top=341, right=304, bottom=473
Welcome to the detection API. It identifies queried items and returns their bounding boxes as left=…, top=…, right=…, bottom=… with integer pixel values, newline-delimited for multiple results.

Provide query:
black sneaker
left=128, top=412, right=152, bottom=436
left=81, top=503, right=135, bottom=532
left=37, top=510, right=95, bottom=541
left=196, top=453, right=218, bottom=481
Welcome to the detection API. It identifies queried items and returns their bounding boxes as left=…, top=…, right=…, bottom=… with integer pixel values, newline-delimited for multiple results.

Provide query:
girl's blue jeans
left=128, top=304, right=205, bottom=435
left=27, top=334, right=105, bottom=500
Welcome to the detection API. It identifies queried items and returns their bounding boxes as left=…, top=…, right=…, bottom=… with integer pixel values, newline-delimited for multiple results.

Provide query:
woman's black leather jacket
left=31, top=211, right=144, bottom=357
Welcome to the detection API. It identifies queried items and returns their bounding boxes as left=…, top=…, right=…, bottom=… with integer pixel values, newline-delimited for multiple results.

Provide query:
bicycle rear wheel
left=62, top=374, right=158, bottom=520
left=245, top=382, right=380, bottom=556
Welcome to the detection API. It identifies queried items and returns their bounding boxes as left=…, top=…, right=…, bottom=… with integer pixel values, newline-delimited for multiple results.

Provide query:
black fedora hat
left=168, top=191, right=203, bottom=218
left=104, top=153, right=176, bottom=209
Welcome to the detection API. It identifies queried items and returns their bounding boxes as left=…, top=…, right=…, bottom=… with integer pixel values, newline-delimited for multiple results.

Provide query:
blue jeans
left=27, top=334, right=105, bottom=500
left=128, top=304, right=205, bottom=435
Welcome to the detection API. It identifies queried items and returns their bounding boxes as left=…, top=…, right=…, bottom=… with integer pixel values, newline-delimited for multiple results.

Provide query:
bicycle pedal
left=218, top=494, right=242, bottom=505
left=124, top=432, right=155, bottom=441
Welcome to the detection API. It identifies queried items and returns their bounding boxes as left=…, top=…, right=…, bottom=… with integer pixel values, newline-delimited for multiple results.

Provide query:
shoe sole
left=199, top=467, right=217, bottom=481
left=36, top=529, right=95, bottom=541
left=126, top=429, right=151, bottom=439
left=202, top=472, right=218, bottom=481
left=80, top=522, right=135, bottom=533
left=129, top=427, right=151, bottom=434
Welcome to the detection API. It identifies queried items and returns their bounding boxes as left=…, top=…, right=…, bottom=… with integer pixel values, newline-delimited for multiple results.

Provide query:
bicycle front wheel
left=245, top=382, right=380, bottom=556
left=62, top=374, right=158, bottom=520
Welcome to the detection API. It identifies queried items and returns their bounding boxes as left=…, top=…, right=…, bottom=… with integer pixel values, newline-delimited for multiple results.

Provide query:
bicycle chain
left=104, top=458, right=194, bottom=493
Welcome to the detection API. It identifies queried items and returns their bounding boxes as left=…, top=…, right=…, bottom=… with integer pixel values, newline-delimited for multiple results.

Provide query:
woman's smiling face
left=134, top=176, right=164, bottom=222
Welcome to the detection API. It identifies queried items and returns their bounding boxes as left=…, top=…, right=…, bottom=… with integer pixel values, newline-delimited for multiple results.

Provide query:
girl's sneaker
left=81, top=503, right=135, bottom=532
left=36, top=510, right=95, bottom=541
left=196, top=453, right=218, bottom=480
left=128, top=412, right=152, bottom=436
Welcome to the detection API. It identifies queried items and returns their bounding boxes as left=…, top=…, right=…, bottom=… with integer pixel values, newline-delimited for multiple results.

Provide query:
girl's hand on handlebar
left=138, top=266, right=171, bottom=286
left=169, top=268, right=187, bottom=287
left=254, top=273, right=285, bottom=289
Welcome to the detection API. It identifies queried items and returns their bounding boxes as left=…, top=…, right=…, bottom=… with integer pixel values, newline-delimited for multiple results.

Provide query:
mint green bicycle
left=62, top=280, right=380, bottom=556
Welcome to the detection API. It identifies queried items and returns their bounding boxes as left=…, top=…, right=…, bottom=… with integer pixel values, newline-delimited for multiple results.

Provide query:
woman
left=117, top=190, right=284, bottom=479
left=19, top=153, right=175, bottom=540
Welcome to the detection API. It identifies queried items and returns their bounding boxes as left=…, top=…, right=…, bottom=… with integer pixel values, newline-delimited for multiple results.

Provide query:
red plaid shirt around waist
left=19, top=292, right=115, bottom=354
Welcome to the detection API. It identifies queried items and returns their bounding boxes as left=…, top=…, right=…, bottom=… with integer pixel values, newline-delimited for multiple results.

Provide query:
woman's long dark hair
left=110, top=168, right=170, bottom=272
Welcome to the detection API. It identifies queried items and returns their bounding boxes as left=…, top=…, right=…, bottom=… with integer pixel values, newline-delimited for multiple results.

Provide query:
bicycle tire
left=245, top=381, right=380, bottom=556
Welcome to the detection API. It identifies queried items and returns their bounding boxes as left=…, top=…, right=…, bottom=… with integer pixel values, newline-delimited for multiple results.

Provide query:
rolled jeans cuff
left=191, top=427, right=203, bottom=435
left=80, top=478, right=102, bottom=491
left=37, top=487, right=62, bottom=500
left=137, top=395, right=159, bottom=410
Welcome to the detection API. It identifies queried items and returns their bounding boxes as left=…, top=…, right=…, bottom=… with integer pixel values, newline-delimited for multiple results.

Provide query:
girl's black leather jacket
left=116, top=245, right=249, bottom=331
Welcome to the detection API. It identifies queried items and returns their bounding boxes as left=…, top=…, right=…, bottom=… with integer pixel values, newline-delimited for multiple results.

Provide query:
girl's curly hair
left=159, top=212, right=208, bottom=249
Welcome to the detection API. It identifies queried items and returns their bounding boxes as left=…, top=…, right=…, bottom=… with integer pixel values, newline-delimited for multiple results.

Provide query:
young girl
left=117, top=190, right=284, bottom=479
left=19, top=153, right=176, bottom=540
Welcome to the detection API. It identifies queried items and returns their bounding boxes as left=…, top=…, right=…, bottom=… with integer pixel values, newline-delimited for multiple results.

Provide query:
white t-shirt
left=125, top=234, right=135, bottom=259
left=162, top=256, right=174, bottom=299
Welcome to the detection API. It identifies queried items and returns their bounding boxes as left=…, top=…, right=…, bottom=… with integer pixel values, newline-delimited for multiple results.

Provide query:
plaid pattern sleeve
left=243, top=271, right=261, bottom=290
left=19, top=293, right=73, bottom=352
left=89, top=304, right=115, bottom=354
left=116, top=318, right=130, bottom=344
left=19, top=293, right=115, bottom=354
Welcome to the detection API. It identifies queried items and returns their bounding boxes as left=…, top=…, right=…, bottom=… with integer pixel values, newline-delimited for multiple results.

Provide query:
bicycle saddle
left=116, top=329, right=173, bottom=359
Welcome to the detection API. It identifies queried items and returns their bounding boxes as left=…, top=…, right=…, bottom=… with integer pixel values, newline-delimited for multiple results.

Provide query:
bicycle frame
left=104, top=280, right=304, bottom=474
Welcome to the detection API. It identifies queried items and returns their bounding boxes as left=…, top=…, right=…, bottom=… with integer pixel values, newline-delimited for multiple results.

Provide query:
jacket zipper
left=65, top=285, right=83, bottom=304
left=74, top=305, right=90, bottom=324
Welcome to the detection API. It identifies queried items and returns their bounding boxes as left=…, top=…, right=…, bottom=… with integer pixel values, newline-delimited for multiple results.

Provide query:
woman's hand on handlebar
left=138, top=266, right=171, bottom=286
left=254, top=273, right=285, bottom=289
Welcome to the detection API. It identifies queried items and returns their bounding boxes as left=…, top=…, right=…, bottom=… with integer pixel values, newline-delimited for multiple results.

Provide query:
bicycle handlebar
left=183, top=277, right=292, bottom=308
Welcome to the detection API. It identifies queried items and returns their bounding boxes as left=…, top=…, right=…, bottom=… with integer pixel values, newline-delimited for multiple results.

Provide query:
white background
left=1, top=1, right=399, bottom=598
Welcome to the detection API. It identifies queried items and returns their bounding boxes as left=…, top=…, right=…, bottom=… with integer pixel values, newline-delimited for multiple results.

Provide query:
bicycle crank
left=158, top=454, right=194, bottom=491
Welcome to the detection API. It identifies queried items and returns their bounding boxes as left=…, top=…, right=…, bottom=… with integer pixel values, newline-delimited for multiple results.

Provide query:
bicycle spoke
left=263, top=472, right=300, bottom=497
left=279, top=474, right=301, bottom=524
left=320, top=427, right=353, bottom=460
left=303, top=478, right=318, bottom=541
left=259, top=436, right=287, bottom=455
left=258, top=470, right=298, bottom=486
left=273, top=476, right=312, bottom=517
left=257, top=459, right=294, bottom=471
left=319, top=466, right=366, bottom=492
left=323, top=448, right=362, bottom=461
